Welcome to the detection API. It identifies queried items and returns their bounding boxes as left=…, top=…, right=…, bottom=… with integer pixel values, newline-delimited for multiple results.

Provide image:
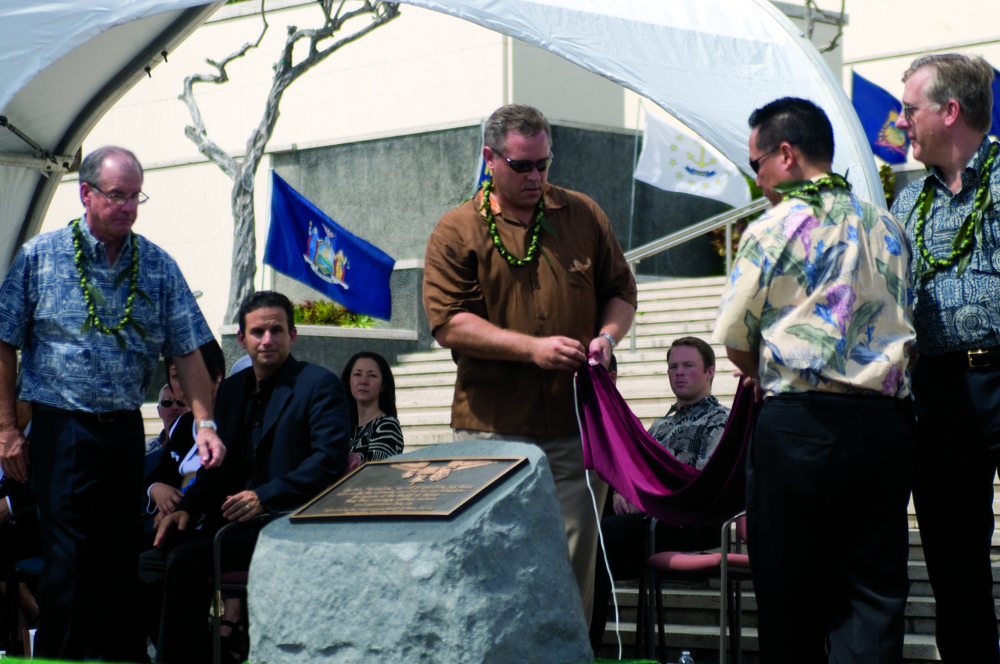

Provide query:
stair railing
left=622, top=198, right=770, bottom=352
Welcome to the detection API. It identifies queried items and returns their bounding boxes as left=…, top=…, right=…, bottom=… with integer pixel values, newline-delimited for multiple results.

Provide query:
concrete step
left=595, top=620, right=939, bottom=663
left=635, top=296, right=723, bottom=313
left=633, top=308, right=719, bottom=324
left=637, top=275, right=728, bottom=291
left=593, top=529, right=1000, bottom=664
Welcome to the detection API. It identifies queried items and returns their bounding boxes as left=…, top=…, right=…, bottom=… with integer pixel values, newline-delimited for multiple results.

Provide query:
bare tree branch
left=177, top=0, right=401, bottom=323
left=178, top=6, right=269, bottom=179
left=803, top=0, right=846, bottom=54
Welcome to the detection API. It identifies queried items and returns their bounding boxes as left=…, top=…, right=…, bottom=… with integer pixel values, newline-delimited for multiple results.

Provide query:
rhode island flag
left=264, top=171, right=395, bottom=320
left=633, top=113, right=749, bottom=208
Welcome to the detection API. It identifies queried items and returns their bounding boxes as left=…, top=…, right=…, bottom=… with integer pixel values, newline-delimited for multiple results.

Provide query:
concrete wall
left=271, top=123, right=728, bottom=280
left=220, top=327, right=422, bottom=379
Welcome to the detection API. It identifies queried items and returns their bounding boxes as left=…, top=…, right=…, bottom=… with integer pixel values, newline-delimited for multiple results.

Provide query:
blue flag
left=990, top=68, right=1000, bottom=138
left=471, top=119, right=491, bottom=195
left=264, top=171, right=395, bottom=320
left=852, top=71, right=909, bottom=164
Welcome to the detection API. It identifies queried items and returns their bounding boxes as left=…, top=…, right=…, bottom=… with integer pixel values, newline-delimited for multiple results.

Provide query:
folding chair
left=211, top=514, right=276, bottom=664
left=640, top=511, right=751, bottom=663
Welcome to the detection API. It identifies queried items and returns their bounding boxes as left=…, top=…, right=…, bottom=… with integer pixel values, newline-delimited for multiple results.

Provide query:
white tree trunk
left=179, top=0, right=400, bottom=323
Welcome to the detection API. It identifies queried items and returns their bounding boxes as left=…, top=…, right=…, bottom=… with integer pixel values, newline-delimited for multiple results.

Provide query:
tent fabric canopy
left=400, top=0, right=881, bottom=205
left=0, top=1, right=222, bottom=274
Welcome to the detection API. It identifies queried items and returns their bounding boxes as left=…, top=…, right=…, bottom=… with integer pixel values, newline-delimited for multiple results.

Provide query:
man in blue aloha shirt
left=714, top=98, right=916, bottom=664
left=0, top=146, right=223, bottom=661
left=890, top=54, right=1000, bottom=664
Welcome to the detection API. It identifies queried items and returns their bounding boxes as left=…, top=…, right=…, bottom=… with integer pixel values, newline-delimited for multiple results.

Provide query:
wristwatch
left=599, top=332, right=617, bottom=349
left=196, top=420, right=218, bottom=432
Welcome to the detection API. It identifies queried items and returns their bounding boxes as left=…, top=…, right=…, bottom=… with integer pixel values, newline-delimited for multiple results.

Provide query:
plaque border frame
left=289, top=456, right=528, bottom=521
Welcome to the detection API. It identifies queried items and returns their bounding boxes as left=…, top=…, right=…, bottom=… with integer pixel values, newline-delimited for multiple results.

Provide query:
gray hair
left=904, top=54, right=995, bottom=134
left=483, top=104, right=552, bottom=154
left=78, top=146, right=144, bottom=186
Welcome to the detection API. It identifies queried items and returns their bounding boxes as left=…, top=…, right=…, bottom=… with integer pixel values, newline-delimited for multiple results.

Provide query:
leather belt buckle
left=968, top=349, right=993, bottom=369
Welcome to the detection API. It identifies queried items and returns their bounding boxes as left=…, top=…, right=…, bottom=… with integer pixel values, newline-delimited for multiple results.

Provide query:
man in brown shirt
left=423, top=104, right=637, bottom=626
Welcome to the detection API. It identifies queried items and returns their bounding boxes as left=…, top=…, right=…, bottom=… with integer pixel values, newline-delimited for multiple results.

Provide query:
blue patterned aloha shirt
left=890, top=138, right=1000, bottom=356
left=0, top=218, right=214, bottom=412
left=714, top=177, right=916, bottom=397
left=646, top=395, right=730, bottom=470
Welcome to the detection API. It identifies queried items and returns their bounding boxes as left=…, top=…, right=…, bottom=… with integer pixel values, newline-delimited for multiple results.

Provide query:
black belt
left=930, top=347, right=1000, bottom=370
left=33, top=404, right=139, bottom=422
left=768, top=390, right=905, bottom=411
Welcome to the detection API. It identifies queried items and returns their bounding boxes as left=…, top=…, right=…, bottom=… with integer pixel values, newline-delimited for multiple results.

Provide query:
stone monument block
left=247, top=440, right=592, bottom=664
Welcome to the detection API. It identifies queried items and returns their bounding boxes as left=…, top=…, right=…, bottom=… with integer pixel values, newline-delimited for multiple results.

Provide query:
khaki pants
left=454, top=429, right=608, bottom=627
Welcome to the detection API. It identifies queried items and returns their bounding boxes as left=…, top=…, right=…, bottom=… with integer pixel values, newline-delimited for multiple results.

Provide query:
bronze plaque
left=290, top=456, right=527, bottom=520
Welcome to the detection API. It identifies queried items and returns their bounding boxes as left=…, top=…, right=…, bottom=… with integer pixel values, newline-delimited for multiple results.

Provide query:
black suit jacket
left=145, top=412, right=197, bottom=491
left=178, top=354, right=350, bottom=525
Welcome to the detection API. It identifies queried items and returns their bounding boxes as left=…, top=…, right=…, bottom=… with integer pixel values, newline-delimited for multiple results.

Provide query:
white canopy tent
left=400, top=0, right=881, bottom=204
left=0, top=0, right=880, bottom=279
left=0, top=0, right=224, bottom=273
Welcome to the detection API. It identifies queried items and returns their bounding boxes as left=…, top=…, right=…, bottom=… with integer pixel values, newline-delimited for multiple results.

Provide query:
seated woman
left=144, top=340, right=226, bottom=530
left=340, top=351, right=403, bottom=462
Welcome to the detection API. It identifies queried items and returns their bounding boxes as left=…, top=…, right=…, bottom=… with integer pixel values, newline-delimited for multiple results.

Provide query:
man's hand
left=588, top=335, right=614, bottom=369
left=612, top=492, right=642, bottom=515
left=195, top=427, right=226, bottom=469
left=153, top=510, right=190, bottom=548
left=149, top=483, right=184, bottom=516
left=738, top=374, right=764, bottom=403
left=0, top=499, right=10, bottom=524
left=530, top=336, right=587, bottom=371
left=0, top=428, right=29, bottom=483
left=221, top=490, right=263, bottom=522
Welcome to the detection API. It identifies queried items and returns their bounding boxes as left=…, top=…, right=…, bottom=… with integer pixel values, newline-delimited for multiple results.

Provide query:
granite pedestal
left=247, top=440, right=592, bottom=664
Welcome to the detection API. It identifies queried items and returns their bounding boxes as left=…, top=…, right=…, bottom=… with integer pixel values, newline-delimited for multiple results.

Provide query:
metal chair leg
left=636, top=567, right=647, bottom=659
left=654, top=571, right=667, bottom=663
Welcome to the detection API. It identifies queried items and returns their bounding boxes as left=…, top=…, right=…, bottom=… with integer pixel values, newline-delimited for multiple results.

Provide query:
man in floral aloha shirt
left=714, top=97, right=916, bottom=664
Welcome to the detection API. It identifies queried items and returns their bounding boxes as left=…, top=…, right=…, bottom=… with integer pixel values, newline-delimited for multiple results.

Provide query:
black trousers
left=589, top=512, right=718, bottom=653
left=911, top=353, right=1000, bottom=664
left=29, top=407, right=147, bottom=661
left=747, top=392, right=912, bottom=664
left=138, top=526, right=260, bottom=664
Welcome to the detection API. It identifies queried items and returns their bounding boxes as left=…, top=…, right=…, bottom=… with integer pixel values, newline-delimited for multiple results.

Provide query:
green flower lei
left=911, top=141, right=998, bottom=280
left=480, top=178, right=556, bottom=267
left=71, top=217, right=150, bottom=350
left=772, top=172, right=852, bottom=209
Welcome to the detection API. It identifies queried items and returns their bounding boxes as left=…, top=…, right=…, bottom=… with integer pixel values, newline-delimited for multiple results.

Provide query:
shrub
left=293, top=299, right=374, bottom=328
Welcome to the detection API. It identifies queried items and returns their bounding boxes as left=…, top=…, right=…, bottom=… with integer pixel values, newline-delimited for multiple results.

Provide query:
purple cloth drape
left=576, top=362, right=759, bottom=527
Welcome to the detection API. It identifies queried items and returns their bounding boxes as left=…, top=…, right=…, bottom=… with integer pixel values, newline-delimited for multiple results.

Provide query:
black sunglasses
left=495, top=151, right=554, bottom=174
left=749, top=148, right=778, bottom=175
left=159, top=399, right=186, bottom=408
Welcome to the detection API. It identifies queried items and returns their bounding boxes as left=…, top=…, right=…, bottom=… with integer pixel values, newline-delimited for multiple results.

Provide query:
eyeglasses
left=494, top=151, right=554, bottom=174
left=159, top=399, right=186, bottom=408
left=749, top=148, right=778, bottom=175
left=900, top=103, right=939, bottom=122
left=89, top=184, right=149, bottom=206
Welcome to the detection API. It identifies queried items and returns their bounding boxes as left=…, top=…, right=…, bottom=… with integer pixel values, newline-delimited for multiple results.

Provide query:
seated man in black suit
left=139, top=291, right=351, bottom=664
